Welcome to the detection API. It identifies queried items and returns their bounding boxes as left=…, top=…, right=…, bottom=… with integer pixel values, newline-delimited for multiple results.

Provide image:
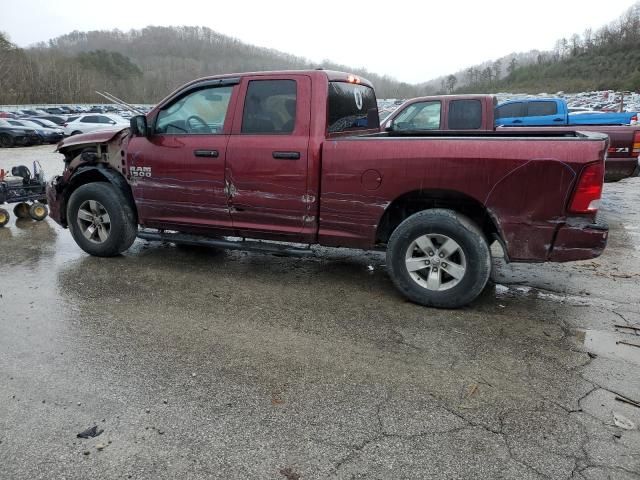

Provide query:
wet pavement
left=1, top=145, right=639, bottom=479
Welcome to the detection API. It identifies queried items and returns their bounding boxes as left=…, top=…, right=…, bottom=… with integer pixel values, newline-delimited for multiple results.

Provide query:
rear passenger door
left=525, top=101, right=564, bottom=125
left=225, top=75, right=311, bottom=240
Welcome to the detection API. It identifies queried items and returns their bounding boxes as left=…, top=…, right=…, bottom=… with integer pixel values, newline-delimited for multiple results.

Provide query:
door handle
left=553, top=118, right=563, bottom=122
left=194, top=149, right=219, bottom=158
left=272, top=151, right=300, bottom=160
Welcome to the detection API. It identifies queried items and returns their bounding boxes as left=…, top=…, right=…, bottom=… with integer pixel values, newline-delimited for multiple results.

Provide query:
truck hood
left=56, top=127, right=129, bottom=152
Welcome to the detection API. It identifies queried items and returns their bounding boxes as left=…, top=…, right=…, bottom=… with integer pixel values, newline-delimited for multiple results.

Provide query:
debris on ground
left=77, top=426, right=104, bottom=439
left=615, top=395, right=640, bottom=409
left=279, top=467, right=301, bottom=480
left=613, top=412, right=636, bottom=430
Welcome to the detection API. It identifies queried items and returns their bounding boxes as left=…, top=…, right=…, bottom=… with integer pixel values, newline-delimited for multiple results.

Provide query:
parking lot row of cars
left=0, top=104, right=152, bottom=148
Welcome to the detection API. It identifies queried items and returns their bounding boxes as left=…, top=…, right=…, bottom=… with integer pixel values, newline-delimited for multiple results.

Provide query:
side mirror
left=130, top=115, right=149, bottom=137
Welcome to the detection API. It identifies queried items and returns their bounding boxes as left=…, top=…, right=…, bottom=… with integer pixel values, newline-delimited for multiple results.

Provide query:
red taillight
left=569, top=162, right=604, bottom=214
left=633, top=130, right=640, bottom=155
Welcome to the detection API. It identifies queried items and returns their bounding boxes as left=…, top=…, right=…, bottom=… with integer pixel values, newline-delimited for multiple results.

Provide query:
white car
left=63, top=114, right=129, bottom=136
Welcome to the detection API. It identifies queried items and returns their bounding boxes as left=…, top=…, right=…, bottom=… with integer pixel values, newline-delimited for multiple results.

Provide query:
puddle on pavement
left=493, top=283, right=595, bottom=307
left=575, top=329, right=640, bottom=365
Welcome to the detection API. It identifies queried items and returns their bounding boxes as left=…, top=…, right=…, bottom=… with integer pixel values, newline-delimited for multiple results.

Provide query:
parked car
left=382, top=95, right=640, bottom=182
left=44, top=107, right=67, bottom=115
left=19, top=109, right=41, bottom=116
left=63, top=114, right=129, bottom=136
left=496, top=98, right=638, bottom=126
left=33, top=115, right=69, bottom=126
left=46, top=70, right=608, bottom=308
left=0, top=120, right=41, bottom=147
left=6, top=119, right=64, bottom=143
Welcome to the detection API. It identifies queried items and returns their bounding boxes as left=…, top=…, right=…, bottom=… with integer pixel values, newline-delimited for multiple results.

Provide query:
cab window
left=241, top=80, right=297, bottom=134
left=155, top=85, right=233, bottom=134
left=392, top=101, right=441, bottom=130
left=527, top=101, right=557, bottom=117
left=448, top=99, right=482, bottom=129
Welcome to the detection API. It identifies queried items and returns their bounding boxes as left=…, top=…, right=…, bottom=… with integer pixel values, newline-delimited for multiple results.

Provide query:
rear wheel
left=0, top=134, right=13, bottom=148
left=13, top=202, right=30, bottom=219
left=386, top=209, right=491, bottom=308
left=71, top=130, right=82, bottom=136
left=29, top=202, right=48, bottom=221
left=0, top=208, right=9, bottom=227
left=67, top=183, right=137, bottom=257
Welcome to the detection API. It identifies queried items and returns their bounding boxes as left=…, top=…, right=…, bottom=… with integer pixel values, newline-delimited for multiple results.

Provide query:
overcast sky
left=1, top=0, right=637, bottom=83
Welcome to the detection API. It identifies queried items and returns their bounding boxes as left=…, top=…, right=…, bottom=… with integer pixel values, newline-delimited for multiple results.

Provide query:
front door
left=128, top=81, right=238, bottom=230
left=226, top=76, right=311, bottom=240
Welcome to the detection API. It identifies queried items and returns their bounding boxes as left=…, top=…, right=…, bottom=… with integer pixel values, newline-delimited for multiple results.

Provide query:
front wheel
left=29, top=202, right=48, bottom=221
left=67, top=183, right=137, bottom=257
left=0, top=134, right=13, bottom=148
left=13, top=202, right=30, bottom=219
left=386, top=209, right=491, bottom=308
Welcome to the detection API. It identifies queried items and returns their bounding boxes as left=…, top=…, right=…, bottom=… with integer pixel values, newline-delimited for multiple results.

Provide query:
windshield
left=327, top=82, right=378, bottom=134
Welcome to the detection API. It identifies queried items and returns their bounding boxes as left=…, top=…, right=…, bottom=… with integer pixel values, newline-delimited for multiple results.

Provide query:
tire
left=13, top=202, right=30, bottom=219
left=29, top=202, right=48, bottom=221
left=0, top=208, right=9, bottom=227
left=386, top=209, right=491, bottom=308
left=0, top=134, right=14, bottom=148
left=67, top=182, right=137, bottom=257
left=71, top=131, right=82, bottom=136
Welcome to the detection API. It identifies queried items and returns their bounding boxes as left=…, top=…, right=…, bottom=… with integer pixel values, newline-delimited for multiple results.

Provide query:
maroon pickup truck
left=381, top=94, right=640, bottom=182
left=46, top=70, right=609, bottom=308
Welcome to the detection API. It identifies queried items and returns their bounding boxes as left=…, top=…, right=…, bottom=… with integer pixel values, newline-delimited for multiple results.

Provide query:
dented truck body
left=46, top=70, right=609, bottom=307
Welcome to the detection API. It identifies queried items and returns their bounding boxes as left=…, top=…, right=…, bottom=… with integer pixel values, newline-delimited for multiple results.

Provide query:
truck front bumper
left=46, top=176, right=66, bottom=227
left=548, top=217, right=608, bottom=262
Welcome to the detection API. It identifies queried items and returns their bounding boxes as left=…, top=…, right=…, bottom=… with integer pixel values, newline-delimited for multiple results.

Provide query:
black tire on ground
left=386, top=209, right=491, bottom=309
left=71, top=131, right=82, bottom=136
left=0, top=134, right=14, bottom=148
left=0, top=208, right=9, bottom=227
left=67, top=182, right=137, bottom=257
left=29, top=202, right=48, bottom=221
left=13, top=202, right=30, bottom=219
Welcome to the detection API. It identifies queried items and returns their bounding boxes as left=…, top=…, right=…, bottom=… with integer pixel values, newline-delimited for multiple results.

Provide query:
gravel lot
left=1, top=145, right=639, bottom=479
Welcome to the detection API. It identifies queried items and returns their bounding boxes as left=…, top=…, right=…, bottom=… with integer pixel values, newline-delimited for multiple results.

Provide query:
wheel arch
left=376, top=188, right=504, bottom=248
left=60, top=166, right=137, bottom=227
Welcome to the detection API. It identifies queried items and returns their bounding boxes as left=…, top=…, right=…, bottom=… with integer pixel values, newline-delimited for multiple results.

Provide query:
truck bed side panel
left=319, top=136, right=606, bottom=261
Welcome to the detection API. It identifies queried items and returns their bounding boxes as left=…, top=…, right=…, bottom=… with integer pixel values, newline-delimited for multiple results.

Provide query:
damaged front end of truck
left=46, top=127, right=133, bottom=228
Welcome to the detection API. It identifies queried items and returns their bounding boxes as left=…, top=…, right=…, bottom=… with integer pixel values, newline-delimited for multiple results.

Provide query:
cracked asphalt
left=1, top=145, right=639, bottom=480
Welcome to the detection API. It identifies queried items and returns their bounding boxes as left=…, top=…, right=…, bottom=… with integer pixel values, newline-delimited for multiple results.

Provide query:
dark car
left=0, top=120, right=40, bottom=147
left=19, top=109, right=41, bottom=116
left=32, top=115, right=67, bottom=126
left=44, top=107, right=66, bottom=115
left=6, top=119, right=64, bottom=144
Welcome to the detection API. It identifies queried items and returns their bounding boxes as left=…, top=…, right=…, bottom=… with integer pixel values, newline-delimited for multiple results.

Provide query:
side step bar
left=137, top=230, right=315, bottom=257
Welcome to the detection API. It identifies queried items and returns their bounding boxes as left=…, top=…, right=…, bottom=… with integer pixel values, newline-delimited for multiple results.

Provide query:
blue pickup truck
left=495, top=98, right=638, bottom=126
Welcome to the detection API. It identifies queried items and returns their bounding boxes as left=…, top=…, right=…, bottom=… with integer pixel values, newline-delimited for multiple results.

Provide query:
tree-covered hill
left=0, top=26, right=427, bottom=105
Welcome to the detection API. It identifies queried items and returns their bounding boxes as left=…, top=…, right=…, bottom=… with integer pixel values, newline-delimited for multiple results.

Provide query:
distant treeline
left=446, top=2, right=640, bottom=94
left=0, top=26, right=429, bottom=105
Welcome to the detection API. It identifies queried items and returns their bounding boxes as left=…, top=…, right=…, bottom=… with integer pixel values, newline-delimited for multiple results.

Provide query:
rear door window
left=327, top=82, right=378, bottom=133
left=81, top=116, right=98, bottom=123
left=527, top=101, right=558, bottom=117
left=241, top=80, right=297, bottom=134
left=448, top=99, right=482, bottom=129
